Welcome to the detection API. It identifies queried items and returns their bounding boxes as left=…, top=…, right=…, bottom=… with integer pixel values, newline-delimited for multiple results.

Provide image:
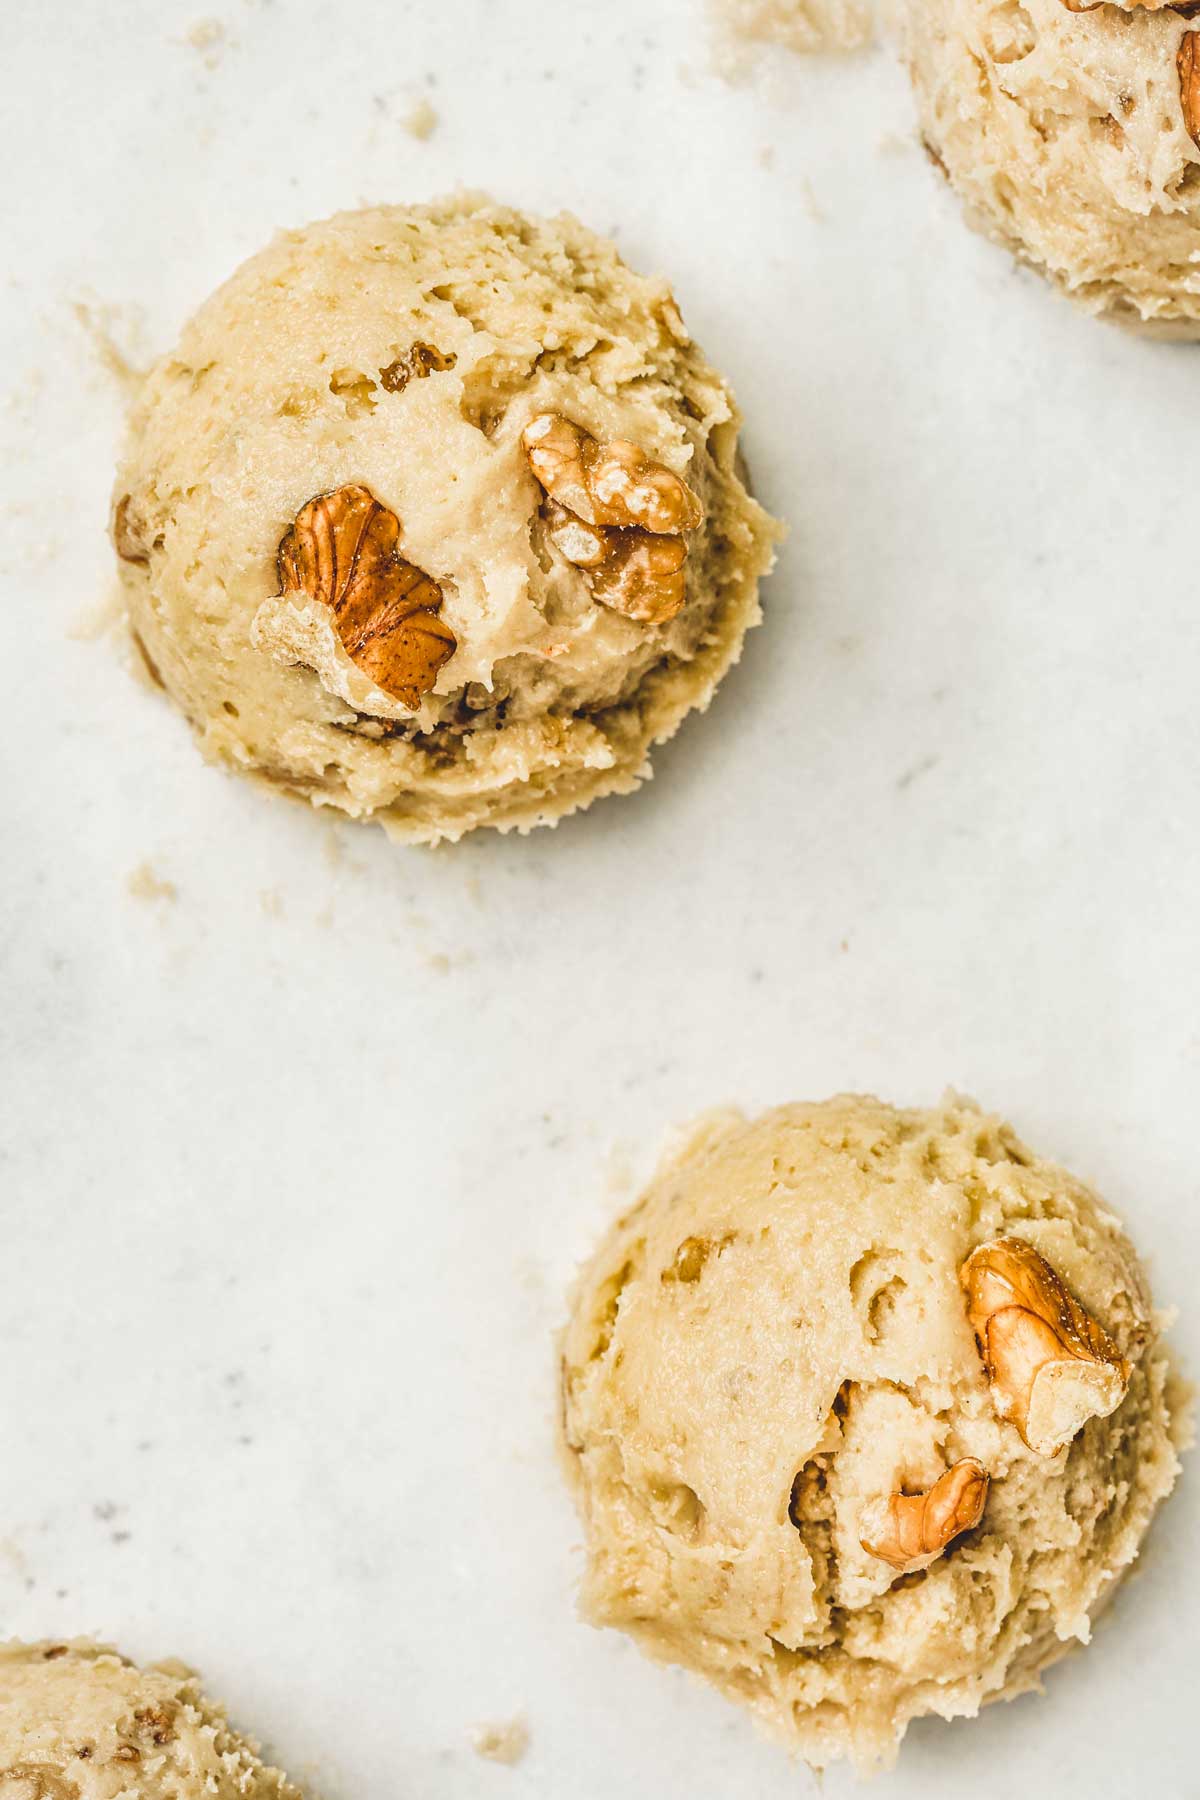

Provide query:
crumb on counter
left=126, top=861, right=177, bottom=905
left=710, top=0, right=875, bottom=69
left=469, top=1716, right=530, bottom=1765
left=404, top=97, right=439, bottom=140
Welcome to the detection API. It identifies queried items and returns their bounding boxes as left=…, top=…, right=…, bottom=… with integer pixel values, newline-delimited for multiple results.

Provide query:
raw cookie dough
left=113, top=195, right=780, bottom=844
left=907, top=0, right=1200, bottom=333
left=561, top=1095, right=1186, bottom=1770
left=0, top=1640, right=301, bottom=1798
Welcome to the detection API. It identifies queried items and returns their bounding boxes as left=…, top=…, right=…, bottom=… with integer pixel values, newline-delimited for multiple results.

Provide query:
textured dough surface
left=0, top=1640, right=300, bottom=1799
left=907, top=0, right=1200, bottom=331
left=561, top=1095, right=1186, bottom=1769
left=114, top=195, right=779, bottom=844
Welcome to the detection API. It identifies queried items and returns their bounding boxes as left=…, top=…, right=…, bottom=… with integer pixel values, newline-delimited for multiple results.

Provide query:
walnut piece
left=1181, top=31, right=1200, bottom=146
left=859, top=1458, right=989, bottom=1573
left=543, top=501, right=688, bottom=625
left=961, top=1237, right=1130, bottom=1457
left=378, top=341, right=456, bottom=393
left=522, top=414, right=702, bottom=534
left=112, top=494, right=151, bottom=565
left=522, top=414, right=703, bottom=626
left=275, top=484, right=456, bottom=709
left=1059, top=0, right=1200, bottom=11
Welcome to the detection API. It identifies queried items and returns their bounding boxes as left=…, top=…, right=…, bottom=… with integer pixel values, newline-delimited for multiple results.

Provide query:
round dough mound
left=114, top=195, right=779, bottom=844
left=0, top=1640, right=300, bottom=1799
left=561, top=1095, right=1185, bottom=1769
left=907, top=0, right=1200, bottom=332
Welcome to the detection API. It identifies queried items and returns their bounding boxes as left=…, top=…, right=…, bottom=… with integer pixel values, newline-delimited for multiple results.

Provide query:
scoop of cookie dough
left=907, top=0, right=1200, bottom=333
left=113, top=195, right=779, bottom=844
left=561, top=1095, right=1185, bottom=1770
left=0, top=1640, right=300, bottom=1798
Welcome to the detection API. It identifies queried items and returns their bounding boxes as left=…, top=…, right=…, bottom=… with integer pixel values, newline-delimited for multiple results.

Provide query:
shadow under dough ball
left=113, top=194, right=780, bottom=845
left=560, top=1094, right=1187, bottom=1771
left=0, top=1640, right=302, bottom=1798
left=906, top=0, right=1200, bottom=334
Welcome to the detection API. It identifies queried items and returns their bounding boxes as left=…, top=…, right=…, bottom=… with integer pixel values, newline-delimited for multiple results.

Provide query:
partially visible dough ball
left=561, top=1095, right=1186, bottom=1770
left=0, top=1641, right=300, bottom=1799
left=114, top=195, right=779, bottom=845
left=907, top=0, right=1200, bottom=333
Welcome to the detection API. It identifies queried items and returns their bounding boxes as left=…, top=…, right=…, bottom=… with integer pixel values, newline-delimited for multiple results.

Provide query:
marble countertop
left=2, top=1, right=1197, bottom=1794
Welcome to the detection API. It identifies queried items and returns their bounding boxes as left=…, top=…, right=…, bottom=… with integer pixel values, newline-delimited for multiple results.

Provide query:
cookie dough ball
left=561, top=1095, right=1185, bottom=1769
left=907, top=0, right=1200, bottom=333
left=0, top=1640, right=301, bottom=1798
left=114, top=195, right=779, bottom=844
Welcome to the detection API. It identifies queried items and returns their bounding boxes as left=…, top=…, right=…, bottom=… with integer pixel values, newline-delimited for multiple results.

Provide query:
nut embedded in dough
left=268, top=483, right=456, bottom=710
left=523, top=414, right=703, bottom=624
left=112, top=195, right=779, bottom=844
left=0, top=1639, right=302, bottom=1799
left=961, top=1235, right=1130, bottom=1456
left=1180, top=29, right=1200, bottom=146
left=560, top=1094, right=1184, bottom=1771
left=859, top=1457, right=990, bottom=1573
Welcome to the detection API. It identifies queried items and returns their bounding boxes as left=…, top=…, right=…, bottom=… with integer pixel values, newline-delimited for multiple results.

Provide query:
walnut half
left=961, top=1237, right=1130, bottom=1457
left=859, top=1458, right=989, bottom=1573
left=522, top=414, right=703, bottom=626
left=271, top=484, right=456, bottom=709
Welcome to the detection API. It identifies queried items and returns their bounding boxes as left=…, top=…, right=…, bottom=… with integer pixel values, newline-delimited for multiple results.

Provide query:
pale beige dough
left=113, top=195, right=779, bottom=845
left=0, top=1640, right=301, bottom=1799
left=561, top=1094, right=1187, bottom=1770
left=712, top=0, right=875, bottom=57
left=906, top=0, right=1200, bottom=332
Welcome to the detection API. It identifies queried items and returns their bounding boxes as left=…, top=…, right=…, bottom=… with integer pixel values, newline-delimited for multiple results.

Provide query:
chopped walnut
left=133, top=1703, right=177, bottom=1746
left=523, top=415, right=703, bottom=626
left=273, top=484, right=456, bottom=709
left=859, top=1458, right=989, bottom=1573
left=961, top=1237, right=1130, bottom=1457
left=379, top=342, right=456, bottom=393
left=112, top=494, right=151, bottom=565
left=661, top=1233, right=734, bottom=1283
left=1181, top=31, right=1200, bottom=147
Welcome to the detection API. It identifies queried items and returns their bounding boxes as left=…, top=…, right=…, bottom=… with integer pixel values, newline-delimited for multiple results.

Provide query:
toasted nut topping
left=522, top=414, right=701, bottom=533
left=859, top=1458, right=989, bottom=1573
left=276, top=485, right=456, bottom=709
left=378, top=342, right=456, bottom=393
left=1181, top=31, right=1200, bottom=146
left=961, top=1237, right=1130, bottom=1457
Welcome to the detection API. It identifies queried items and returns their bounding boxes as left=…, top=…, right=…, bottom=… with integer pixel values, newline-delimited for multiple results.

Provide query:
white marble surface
left=2, top=1, right=1198, bottom=1794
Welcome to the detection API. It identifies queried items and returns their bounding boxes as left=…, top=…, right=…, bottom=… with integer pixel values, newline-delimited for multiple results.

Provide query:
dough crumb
left=797, top=175, right=824, bottom=222
left=73, top=300, right=147, bottom=393
left=68, top=585, right=126, bottom=643
left=126, top=861, right=177, bottom=904
left=711, top=0, right=875, bottom=69
left=259, top=888, right=284, bottom=917
left=469, top=1715, right=530, bottom=1765
left=186, top=16, right=227, bottom=64
left=403, top=97, right=439, bottom=140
